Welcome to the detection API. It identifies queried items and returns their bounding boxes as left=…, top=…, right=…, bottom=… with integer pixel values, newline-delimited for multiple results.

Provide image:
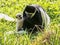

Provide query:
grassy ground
left=0, top=0, right=60, bottom=45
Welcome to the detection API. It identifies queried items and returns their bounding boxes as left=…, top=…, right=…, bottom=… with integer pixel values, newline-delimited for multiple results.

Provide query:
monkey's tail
left=0, top=13, right=15, bottom=22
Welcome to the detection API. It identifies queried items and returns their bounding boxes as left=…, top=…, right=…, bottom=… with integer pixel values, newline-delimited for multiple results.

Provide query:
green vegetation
left=0, top=0, right=60, bottom=45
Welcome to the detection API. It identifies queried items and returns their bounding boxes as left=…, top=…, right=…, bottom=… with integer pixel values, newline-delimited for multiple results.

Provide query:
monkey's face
left=16, top=13, right=22, bottom=20
left=24, top=6, right=36, bottom=18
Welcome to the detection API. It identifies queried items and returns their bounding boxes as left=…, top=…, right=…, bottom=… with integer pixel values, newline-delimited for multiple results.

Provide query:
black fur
left=22, top=5, right=44, bottom=33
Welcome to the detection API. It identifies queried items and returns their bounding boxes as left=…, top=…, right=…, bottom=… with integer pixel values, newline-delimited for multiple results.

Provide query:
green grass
left=0, top=0, right=60, bottom=45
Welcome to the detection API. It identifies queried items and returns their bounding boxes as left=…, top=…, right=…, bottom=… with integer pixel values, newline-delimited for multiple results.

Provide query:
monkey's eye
left=19, top=15, right=21, bottom=17
left=18, top=15, right=22, bottom=19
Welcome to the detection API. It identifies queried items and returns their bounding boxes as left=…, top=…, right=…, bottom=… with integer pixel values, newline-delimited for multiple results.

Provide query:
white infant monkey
left=16, top=13, right=24, bottom=31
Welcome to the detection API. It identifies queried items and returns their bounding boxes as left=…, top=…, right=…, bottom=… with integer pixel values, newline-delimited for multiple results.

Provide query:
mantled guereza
left=16, top=4, right=50, bottom=33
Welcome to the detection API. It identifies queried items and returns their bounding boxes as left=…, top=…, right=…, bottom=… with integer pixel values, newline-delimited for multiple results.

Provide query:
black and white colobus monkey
left=16, top=4, right=50, bottom=33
